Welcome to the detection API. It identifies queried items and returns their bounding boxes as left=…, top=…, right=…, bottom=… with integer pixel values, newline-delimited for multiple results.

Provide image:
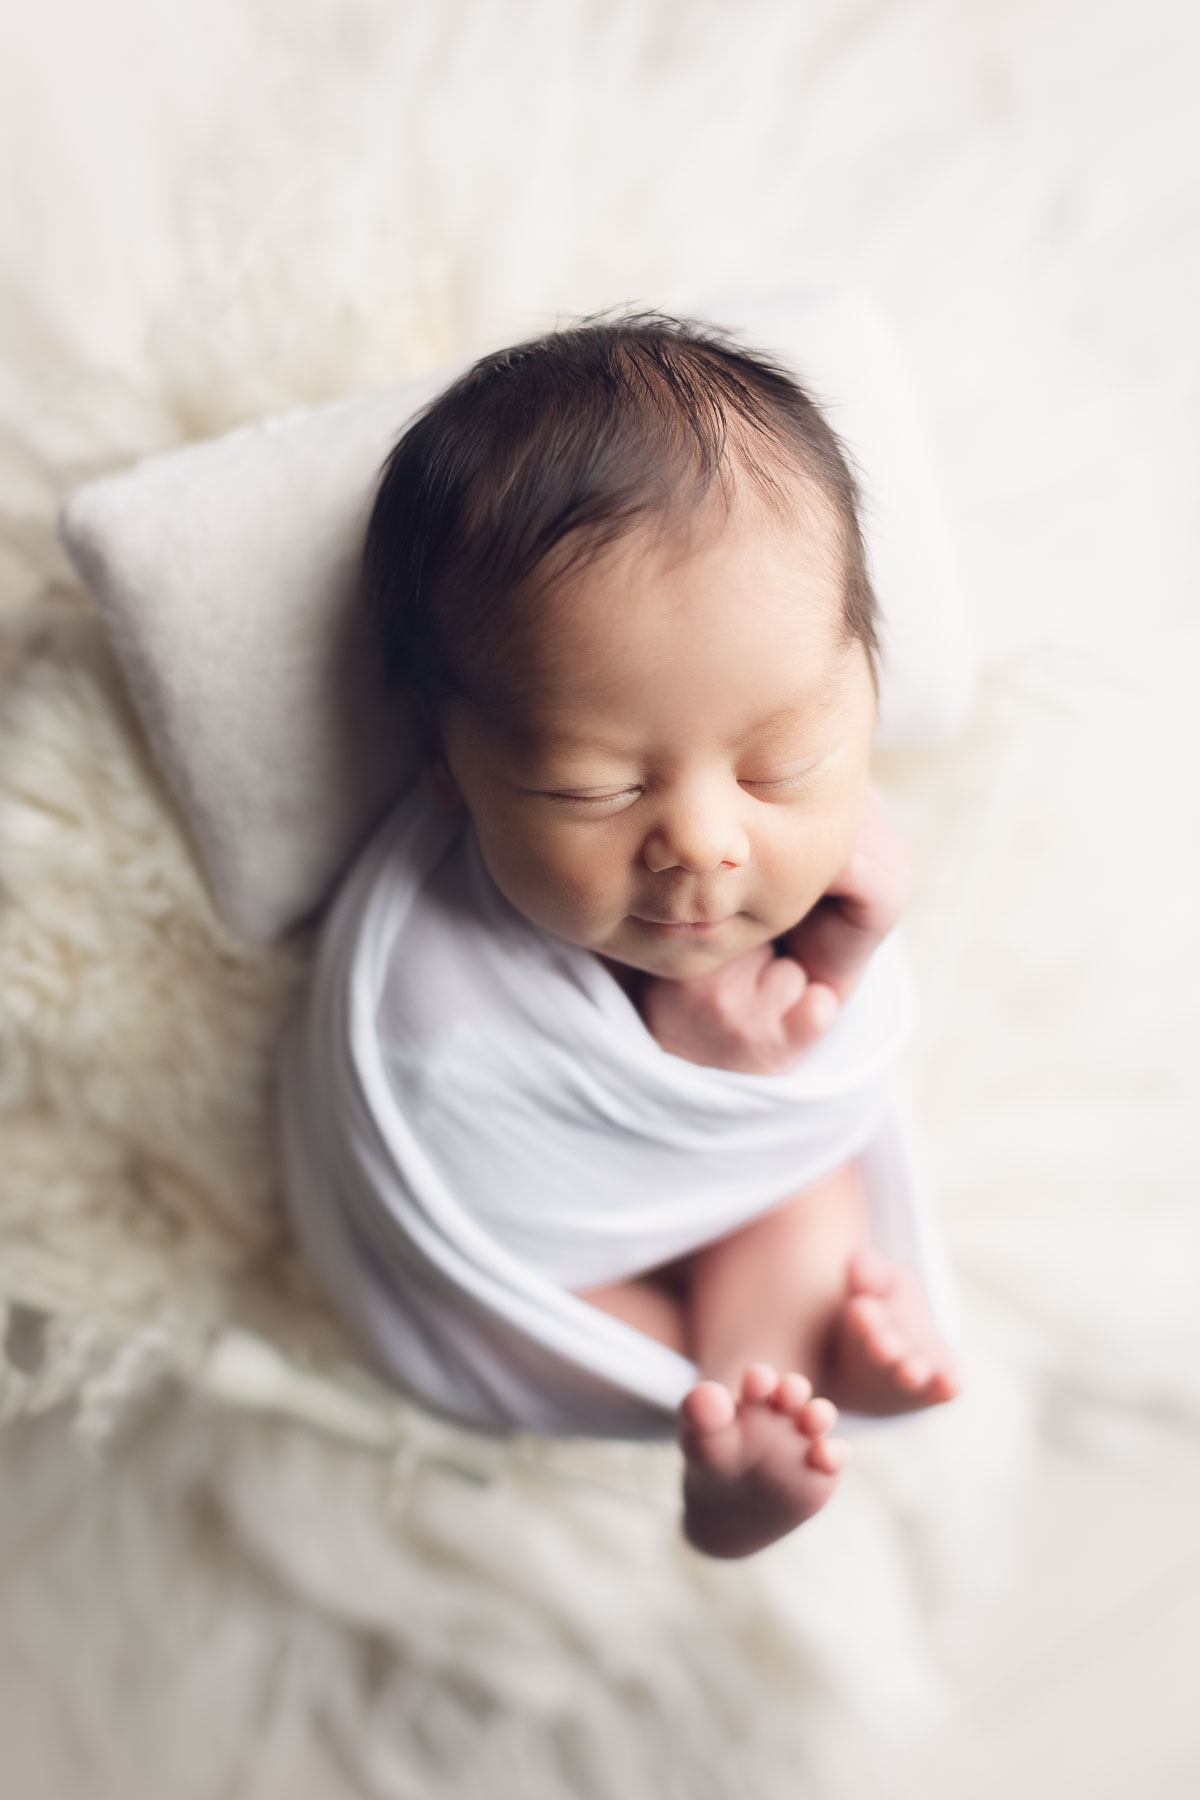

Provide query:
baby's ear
left=423, top=758, right=465, bottom=812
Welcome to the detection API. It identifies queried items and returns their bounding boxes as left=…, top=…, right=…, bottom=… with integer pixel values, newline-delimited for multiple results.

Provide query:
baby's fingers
left=781, top=980, right=839, bottom=1051
left=755, top=952, right=808, bottom=1018
left=754, top=957, right=839, bottom=1063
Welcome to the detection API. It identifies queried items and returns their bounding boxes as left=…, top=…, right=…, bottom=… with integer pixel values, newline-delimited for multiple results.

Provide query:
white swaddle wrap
left=279, top=791, right=957, bottom=1439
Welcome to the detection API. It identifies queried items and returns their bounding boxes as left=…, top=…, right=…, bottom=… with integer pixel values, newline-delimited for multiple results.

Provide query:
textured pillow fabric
left=59, top=292, right=973, bottom=943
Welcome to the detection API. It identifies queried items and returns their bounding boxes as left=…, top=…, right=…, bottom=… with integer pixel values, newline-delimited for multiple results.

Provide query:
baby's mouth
left=631, top=914, right=731, bottom=935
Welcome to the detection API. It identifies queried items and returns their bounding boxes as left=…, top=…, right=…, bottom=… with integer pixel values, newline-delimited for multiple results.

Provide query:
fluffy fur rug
left=1, top=2, right=1197, bottom=1795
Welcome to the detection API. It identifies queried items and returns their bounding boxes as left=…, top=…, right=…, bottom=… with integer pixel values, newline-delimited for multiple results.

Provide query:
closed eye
left=543, top=787, right=642, bottom=811
left=740, top=769, right=819, bottom=796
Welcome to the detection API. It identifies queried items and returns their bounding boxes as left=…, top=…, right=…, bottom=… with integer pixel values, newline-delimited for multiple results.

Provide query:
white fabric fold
left=278, top=791, right=958, bottom=1438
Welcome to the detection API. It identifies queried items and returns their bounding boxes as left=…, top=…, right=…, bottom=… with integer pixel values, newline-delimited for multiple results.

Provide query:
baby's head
left=365, top=315, right=880, bottom=981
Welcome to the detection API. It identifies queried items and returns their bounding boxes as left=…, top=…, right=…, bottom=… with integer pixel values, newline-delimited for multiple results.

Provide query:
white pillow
left=59, top=291, right=973, bottom=942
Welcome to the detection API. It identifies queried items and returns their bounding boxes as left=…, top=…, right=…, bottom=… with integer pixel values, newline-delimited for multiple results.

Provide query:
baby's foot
left=825, top=1248, right=959, bottom=1416
left=679, top=1363, right=847, bottom=1559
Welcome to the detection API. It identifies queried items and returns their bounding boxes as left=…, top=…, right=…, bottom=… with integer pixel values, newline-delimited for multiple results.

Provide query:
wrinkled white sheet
left=279, top=790, right=957, bottom=1436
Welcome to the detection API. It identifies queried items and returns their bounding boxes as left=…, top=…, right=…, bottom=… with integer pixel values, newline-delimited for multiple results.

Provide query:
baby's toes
left=678, top=1380, right=746, bottom=1480
left=679, top=1379, right=736, bottom=1436
left=846, top=1247, right=898, bottom=1300
left=805, top=1434, right=849, bottom=1476
left=740, top=1361, right=782, bottom=1405
left=924, top=1365, right=960, bottom=1405
left=844, top=1295, right=904, bottom=1366
left=796, top=1394, right=838, bottom=1439
left=893, top=1355, right=932, bottom=1393
left=895, top=1356, right=961, bottom=1406
left=769, top=1371, right=815, bottom=1419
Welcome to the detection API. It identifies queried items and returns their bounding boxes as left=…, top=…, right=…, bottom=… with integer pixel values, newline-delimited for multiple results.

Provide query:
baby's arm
left=640, top=786, right=909, bottom=1074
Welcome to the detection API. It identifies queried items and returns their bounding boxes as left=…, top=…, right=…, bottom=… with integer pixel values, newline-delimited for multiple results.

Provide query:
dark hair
left=364, top=312, right=878, bottom=752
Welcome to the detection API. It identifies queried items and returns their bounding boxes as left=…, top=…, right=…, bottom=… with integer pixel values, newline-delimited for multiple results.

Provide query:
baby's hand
left=779, top=785, right=910, bottom=1006
left=641, top=942, right=839, bottom=1074
left=640, top=787, right=909, bottom=1075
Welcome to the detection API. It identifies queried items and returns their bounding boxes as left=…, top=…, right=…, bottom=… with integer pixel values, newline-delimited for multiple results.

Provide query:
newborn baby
left=291, top=314, right=958, bottom=1559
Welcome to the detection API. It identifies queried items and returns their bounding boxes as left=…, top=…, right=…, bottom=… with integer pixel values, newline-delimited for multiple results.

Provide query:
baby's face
left=434, top=487, right=877, bottom=982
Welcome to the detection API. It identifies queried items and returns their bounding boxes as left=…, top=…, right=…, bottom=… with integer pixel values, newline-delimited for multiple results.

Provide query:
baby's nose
left=642, top=785, right=749, bottom=875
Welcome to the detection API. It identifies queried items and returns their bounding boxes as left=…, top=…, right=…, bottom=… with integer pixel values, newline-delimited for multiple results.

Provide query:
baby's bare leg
left=687, top=1163, right=866, bottom=1388
left=574, top=1167, right=862, bottom=1377
left=688, top=1164, right=959, bottom=1413
left=582, top=1175, right=847, bottom=1558
left=573, top=1269, right=689, bottom=1354
left=670, top=1169, right=863, bottom=1556
left=577, top=1171, right=956, bottom=1558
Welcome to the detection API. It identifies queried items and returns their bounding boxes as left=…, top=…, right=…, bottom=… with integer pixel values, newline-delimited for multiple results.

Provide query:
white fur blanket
left=2, top=2, right=1198, bottom=1796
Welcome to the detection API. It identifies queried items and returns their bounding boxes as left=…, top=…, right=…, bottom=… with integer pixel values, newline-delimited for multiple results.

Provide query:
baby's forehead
left=457, top=480, right=858, bottom=742
left=533, top=488, right=845, bottom=636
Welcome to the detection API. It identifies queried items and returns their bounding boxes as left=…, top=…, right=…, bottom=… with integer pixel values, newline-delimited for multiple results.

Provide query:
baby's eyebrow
left=508, top=722, right=633, bottom=759
left=746, top=700, right=813, bottom=735
left=505, top=675, right=846, bottom=760
left=738, top=683, right=843, bottom=742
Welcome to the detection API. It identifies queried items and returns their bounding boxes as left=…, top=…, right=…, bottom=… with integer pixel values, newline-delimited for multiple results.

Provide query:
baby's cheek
left=542, top=851, right=624, bottom=932
left=495, top=839, right=620, bottom=941
left=771, top=806, right=856, bottom=914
